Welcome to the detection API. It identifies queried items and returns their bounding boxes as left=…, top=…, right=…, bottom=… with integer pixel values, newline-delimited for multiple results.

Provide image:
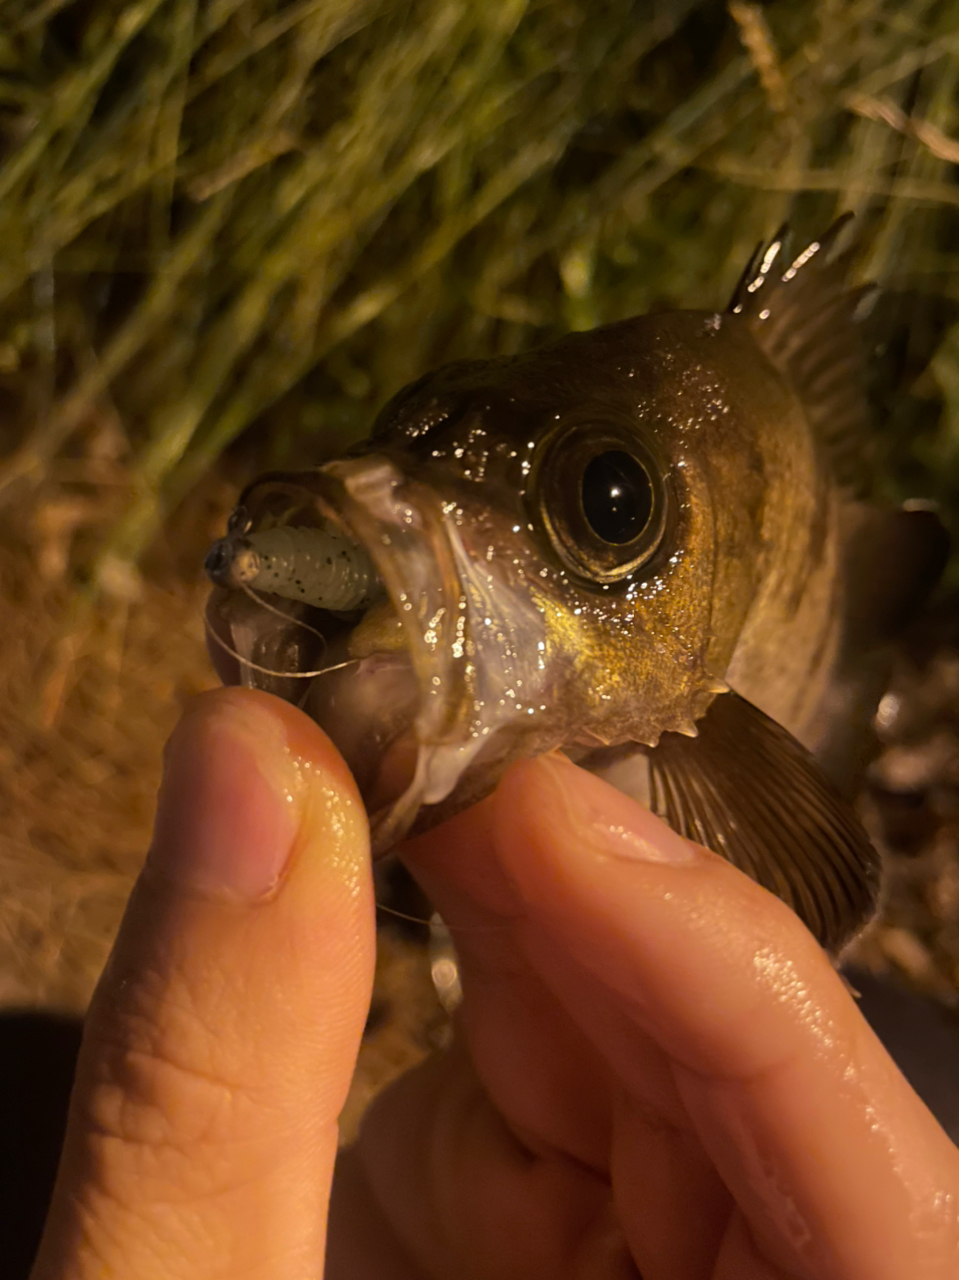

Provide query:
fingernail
left=539, top=755, right=701, bottom=864
left=148, top=698, right=301, bottom=902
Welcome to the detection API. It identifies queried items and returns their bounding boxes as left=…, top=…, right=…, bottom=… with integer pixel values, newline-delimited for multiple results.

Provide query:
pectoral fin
left=645, top=691, right=881, bottom=953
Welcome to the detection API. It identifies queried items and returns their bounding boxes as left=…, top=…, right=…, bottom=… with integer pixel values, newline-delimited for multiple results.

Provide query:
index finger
left=486, top=754, right=959, bottom=1279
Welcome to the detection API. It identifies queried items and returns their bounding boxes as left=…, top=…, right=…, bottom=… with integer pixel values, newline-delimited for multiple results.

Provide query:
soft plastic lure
left=206, top=522, right=384, bottom=613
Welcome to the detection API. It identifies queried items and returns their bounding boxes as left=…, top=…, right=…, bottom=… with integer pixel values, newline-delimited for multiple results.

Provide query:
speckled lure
left=206, top=516, right=384, bottom=613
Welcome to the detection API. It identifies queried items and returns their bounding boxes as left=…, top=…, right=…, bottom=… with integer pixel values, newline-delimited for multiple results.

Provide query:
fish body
left=206, top=222, right=945, bottom=952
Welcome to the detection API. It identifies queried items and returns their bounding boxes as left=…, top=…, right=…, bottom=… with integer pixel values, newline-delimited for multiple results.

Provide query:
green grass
left=0, top=0, right=958, bottom=579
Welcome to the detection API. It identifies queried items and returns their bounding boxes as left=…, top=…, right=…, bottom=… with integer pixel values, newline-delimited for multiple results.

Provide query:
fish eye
left=533, top=425, right=668, bottom=583
left=581, top=450, right=654, bottom=544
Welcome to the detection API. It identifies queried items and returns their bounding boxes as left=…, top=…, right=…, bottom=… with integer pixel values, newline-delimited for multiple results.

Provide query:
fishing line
left=204, top=615, right=361, bottom=681
left=237, top=578, right=330, bottom=647
left=374, top=902, right=434, bottom=926
left=373, top=897, right=513, bottom=933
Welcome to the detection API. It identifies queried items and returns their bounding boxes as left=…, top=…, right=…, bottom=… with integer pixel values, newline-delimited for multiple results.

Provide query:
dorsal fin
left=727, top=215, right=875, bottom=493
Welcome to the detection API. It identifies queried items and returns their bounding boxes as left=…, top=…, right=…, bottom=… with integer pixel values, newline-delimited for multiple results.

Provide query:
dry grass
left=1, top=0, right=959, bottom=1024
left=0, top=515, right=217, bottom=1012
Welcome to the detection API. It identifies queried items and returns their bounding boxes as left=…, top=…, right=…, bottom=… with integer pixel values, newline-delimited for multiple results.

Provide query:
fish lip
left=234, top=455, right=474, bottom=851
left=315, top=454, right=470, bottom=735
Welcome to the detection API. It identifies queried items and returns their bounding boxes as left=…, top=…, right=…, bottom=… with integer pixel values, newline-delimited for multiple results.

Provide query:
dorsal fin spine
left=726, top=215, right=872, bottom=494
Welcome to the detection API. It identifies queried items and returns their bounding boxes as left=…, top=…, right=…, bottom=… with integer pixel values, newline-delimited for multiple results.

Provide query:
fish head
left=206, top=311, right=783, bottom=852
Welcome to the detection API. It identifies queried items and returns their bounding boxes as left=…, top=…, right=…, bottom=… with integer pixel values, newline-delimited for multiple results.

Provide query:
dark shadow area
left=0, top=1012, right=82, bottom=1280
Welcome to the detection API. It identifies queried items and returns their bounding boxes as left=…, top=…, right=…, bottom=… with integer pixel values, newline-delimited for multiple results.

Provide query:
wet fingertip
left=497, top=753, right=702, bottom=869
left=490, top=756, right=555, bottom=858
left=150, top=693, right=299, bottom=901
left=150, top=688, right=368, bottom=903
left=207, top=686, right=363, bottom=802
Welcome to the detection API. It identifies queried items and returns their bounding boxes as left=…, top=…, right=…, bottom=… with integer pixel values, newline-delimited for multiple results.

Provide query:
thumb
left=32, top=688, right=375, bottom=1280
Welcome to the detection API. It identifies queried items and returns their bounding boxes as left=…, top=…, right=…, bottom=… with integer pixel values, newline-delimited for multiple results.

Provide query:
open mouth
left=204, top=457, right=447, bottom=850
left=206, top=454, right=556, bottom=852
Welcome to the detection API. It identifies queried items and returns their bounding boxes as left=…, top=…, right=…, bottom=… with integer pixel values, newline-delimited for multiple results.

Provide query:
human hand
left=336, top=755, right=959, bottom=1277
left=32, top=690, right=959, bottom=1280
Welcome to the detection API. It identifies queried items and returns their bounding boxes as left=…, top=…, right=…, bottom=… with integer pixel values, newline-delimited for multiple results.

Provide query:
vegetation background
left=1, top=0, right=959, bottom=1121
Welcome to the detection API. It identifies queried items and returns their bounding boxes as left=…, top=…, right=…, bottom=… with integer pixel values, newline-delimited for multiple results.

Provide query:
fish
left=205, top=217, right=947, bottom=953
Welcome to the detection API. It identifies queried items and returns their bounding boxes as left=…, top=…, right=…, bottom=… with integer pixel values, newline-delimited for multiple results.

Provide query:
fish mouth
left=205, top=454, right=551, bottom=853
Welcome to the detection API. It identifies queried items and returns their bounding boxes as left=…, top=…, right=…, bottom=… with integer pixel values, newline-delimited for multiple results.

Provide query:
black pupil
left=580, top=450, right=653, bottom=544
